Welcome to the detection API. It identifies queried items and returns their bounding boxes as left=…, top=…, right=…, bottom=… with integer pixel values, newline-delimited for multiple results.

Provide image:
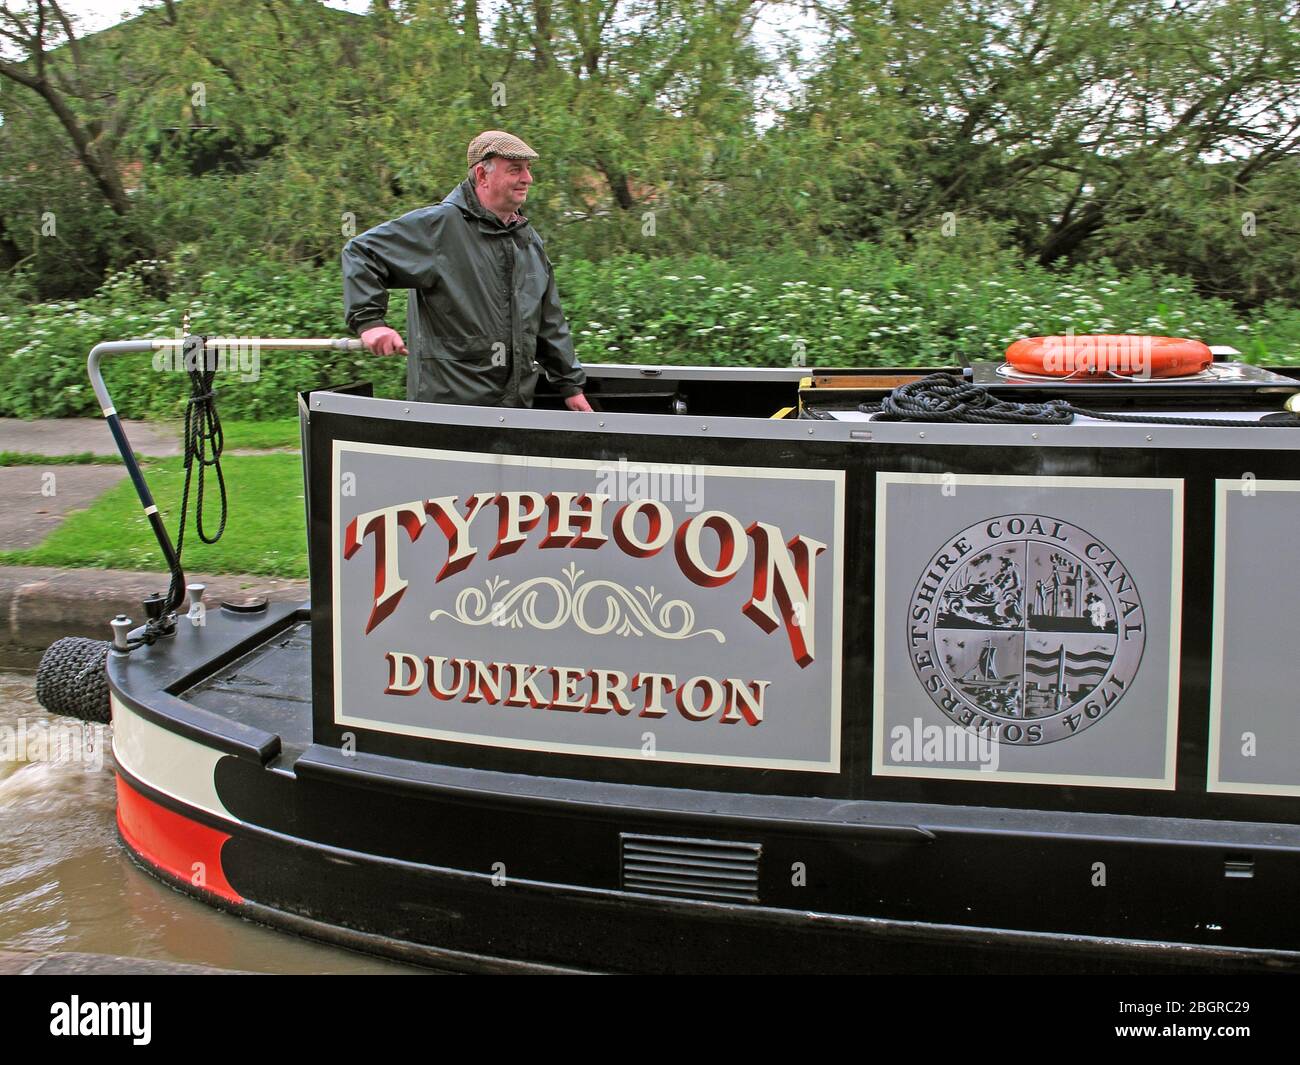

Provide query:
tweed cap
left=467, top=130, right=539, bottom=170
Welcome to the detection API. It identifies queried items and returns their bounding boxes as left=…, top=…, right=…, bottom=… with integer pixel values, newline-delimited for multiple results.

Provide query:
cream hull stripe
left=111, top=694, right=239, bottom=824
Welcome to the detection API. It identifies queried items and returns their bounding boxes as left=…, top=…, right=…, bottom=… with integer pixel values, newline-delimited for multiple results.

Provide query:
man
left=341, top=130, right=592, bottom=411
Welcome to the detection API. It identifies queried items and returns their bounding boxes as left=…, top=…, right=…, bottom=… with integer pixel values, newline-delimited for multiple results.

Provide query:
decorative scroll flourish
left=429, top=562, right=725, bottom=642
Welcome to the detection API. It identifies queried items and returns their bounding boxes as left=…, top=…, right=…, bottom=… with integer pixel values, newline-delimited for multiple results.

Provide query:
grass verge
left=220, top=418, right=301, bottom=450
left=0, top=453, right=308, bottom=578
left=0, top=451, right=138, bottom=466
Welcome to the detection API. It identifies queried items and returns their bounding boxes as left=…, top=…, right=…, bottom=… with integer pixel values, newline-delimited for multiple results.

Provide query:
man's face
left=480, top=157, right=534, bottom=215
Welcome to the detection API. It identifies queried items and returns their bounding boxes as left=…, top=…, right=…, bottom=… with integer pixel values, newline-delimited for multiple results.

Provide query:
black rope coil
left=858, top=372, right=1300, bottom=428
left=863, top=373, right=1073, bottom=424
left=165, top=335, right=227, bottom=614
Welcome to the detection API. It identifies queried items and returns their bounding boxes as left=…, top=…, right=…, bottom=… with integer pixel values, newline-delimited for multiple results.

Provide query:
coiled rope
left=164, top=335, right=227, bottom=616
left=859, top=373, right=1300, bottom=428
left=167, top=338, right=228, bottom=611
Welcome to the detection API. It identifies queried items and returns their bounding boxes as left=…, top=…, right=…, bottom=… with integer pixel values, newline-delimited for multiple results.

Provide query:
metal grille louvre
left=621, top=833, right=761, bottom=903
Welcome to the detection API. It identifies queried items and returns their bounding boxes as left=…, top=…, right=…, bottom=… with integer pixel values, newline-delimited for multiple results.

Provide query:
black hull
left=95, top=357, right=1300, bottom=974
left=111, top=756, right=1300, bottom=975
left=106, top=605, right=1300, bottom=974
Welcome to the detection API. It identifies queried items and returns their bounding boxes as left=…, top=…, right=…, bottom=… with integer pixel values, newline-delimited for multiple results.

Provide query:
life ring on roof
left=1004, top=335, right=1213, bottom=379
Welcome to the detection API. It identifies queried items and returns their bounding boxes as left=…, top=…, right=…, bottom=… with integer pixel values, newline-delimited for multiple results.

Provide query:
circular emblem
left=907, top=515, right=1145, bottom=745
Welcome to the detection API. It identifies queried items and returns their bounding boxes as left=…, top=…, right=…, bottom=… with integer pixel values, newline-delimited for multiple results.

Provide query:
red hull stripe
left=116, top=774, right=243, bottom=904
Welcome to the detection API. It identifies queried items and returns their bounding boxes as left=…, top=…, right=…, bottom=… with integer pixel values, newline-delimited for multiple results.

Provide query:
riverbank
left=0, top=417, right=308, bottom=662
left=0, top=565, right=307, bottom=663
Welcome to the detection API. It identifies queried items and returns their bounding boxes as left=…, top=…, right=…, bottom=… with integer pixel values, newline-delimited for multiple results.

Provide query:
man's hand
left=564, top=392, right=593, bottom=412
left=360, top=325, right=408, bottom=356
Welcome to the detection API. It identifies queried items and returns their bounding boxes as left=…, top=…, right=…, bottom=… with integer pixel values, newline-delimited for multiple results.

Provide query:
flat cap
left=467, top=130, right=539, bottom=170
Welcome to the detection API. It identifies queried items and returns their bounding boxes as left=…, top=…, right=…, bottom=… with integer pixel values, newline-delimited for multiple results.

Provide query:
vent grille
left=1224, top=853, right=1255, bottom=879
left=621, top=833, right=761, bottom=903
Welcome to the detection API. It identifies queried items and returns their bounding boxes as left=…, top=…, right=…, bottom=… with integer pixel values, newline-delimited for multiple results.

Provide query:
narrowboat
left=36, top=333, right=1300, bottom=973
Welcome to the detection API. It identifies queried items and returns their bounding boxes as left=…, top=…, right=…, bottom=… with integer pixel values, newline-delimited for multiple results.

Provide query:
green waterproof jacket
left=341, top=178, right=586, bottom=407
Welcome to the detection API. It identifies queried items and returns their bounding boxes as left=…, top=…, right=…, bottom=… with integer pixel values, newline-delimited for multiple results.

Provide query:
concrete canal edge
left=0, top=565, right=309, bottom=663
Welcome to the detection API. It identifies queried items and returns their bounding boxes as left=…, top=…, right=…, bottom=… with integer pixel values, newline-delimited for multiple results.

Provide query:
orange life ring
left=1004, top=335, right=1212, bottom=379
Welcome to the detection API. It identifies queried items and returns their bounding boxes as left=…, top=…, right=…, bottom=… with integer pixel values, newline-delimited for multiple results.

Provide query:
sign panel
left=1209, top=479, right=1300, bottom=795
left=331, top=441, right=844, bottom=771
left=874, top=473, right=1183, bottom=788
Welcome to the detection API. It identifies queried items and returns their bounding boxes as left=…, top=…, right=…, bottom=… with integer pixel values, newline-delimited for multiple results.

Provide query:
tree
left=787, top=0, right=1300, bottom=302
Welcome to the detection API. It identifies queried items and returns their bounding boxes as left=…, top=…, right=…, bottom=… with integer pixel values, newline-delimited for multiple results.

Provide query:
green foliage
left=557, top=231, right=1297, bottom=368
left=0, top=257, right=406, bottom=420
left=1, top=0, right=1296, bottom=317
left=0, top=242, right=1292, bottom=423
left=0, top=451, right=127, bottom=466
left=781, top=0, right=1300, bottom=305
left=220, top=418, right=302, bottom=450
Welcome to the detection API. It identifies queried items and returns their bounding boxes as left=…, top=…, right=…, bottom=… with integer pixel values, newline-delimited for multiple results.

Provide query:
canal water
left=0, top=670, right=423, bottom=974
